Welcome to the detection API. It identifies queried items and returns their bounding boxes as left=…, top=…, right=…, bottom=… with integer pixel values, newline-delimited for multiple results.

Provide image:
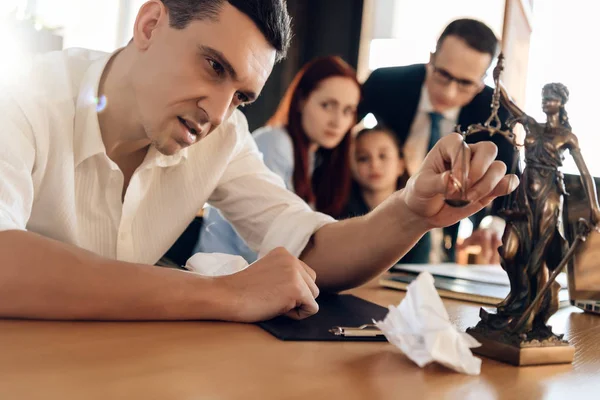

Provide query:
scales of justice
left=444, top=54, right=600, bottom=366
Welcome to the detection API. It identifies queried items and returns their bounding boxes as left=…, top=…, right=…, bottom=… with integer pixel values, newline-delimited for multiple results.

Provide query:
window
left=367, top=0, right=505, bottom=88
left=525, top=0, right=600, bottom=176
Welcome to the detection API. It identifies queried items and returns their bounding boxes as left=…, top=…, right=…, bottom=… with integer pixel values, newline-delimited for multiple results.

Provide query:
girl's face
left=300, top=76, right=360, bottom=149
left=353, top=131, right=405, bottom=192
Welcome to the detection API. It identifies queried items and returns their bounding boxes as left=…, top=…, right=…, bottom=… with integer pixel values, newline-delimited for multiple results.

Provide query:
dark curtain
left=241, top=0, right=365, bottom=132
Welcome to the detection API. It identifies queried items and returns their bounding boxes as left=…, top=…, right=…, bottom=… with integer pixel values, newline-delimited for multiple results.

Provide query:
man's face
left=131, top=1, right=276, bottom=155
left=425, top=35, right=491, bottom=112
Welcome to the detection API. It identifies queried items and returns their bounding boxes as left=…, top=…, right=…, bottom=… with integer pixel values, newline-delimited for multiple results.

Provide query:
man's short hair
left=436, top=18, right=498, bottom=59
left=160, top=0, right=292, bottom=61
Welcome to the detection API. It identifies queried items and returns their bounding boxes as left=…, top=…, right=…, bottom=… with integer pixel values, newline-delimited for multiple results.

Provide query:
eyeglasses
left=431, top=65, right=483, bottom=93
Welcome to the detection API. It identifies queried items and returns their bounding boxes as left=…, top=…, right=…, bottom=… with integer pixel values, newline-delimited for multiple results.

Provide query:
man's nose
left=198, top=93, right=232, bottom=128
left=442, top=82, right=459, bottom=102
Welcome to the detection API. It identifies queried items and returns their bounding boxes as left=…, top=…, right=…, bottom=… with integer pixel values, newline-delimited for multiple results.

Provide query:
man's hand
left=215, top=247, right=320, bottom=323
left=456, top=228, right=502, bottom=264
left=403, top=133, right=519, bottom=229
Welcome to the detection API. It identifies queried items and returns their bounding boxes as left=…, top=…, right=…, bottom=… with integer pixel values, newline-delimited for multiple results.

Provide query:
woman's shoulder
left=253, top=125, right=294, bottom=157
left=253, top=125, right=291, bottom=143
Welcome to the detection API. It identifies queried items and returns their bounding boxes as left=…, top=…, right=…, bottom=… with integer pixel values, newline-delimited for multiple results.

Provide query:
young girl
left=196, top=56, right=361, bottom=262
left=343, top=126, right=431, bottom=263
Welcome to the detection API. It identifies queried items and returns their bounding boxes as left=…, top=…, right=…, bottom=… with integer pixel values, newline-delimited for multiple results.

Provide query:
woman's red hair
left=266, top=56, right=360, bottom=217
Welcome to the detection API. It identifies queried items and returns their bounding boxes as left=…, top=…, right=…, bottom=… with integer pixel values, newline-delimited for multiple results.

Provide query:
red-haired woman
left=197, top=56, right=361, bottom=262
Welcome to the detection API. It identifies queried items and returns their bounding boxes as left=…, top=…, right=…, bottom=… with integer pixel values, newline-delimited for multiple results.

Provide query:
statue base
left=466, top=324, right=574, bottom=366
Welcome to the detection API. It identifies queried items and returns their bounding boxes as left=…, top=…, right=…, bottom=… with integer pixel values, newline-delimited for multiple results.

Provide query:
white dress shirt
left=0, top=48, right=335, bottom=265
left=403, top=85, right=460, bottom=176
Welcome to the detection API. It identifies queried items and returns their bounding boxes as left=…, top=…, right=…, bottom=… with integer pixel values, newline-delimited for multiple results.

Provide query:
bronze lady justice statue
left=465, top=61, right=600, bottom=354
left=490, top=81, right=600, bottom=336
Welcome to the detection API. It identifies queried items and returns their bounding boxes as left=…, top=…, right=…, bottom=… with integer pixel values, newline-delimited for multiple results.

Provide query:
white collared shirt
left=0, top=48, right=334, bottom=265
left=403, top=84, right=460, bottom=176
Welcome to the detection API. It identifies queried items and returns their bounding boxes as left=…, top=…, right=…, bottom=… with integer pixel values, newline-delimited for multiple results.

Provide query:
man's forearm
left=301, top=191, right=429, bottom=291
left=0, top=230, right=230, bottom=320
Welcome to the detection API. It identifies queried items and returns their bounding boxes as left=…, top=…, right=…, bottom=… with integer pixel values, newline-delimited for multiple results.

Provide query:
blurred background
left=1, top=0, right=598, bottom=176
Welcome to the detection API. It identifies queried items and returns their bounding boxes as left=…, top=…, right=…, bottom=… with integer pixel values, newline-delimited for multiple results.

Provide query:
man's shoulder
left=252, top=126, right=293, bottom=160
left=365, top=63, right=426, bottom=86
left=462, top=84, right=498, bottom=117
left=253, top=125, right=291, bottom=145
left=473, top=84, right=495, bottom=102
left=2, top=48, right=110, bottom=127
left=10, top=48, right=107, bottom=99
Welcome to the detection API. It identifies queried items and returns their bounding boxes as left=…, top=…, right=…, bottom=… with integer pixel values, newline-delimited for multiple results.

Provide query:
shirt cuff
left=258, top=207, right=336, bottom=259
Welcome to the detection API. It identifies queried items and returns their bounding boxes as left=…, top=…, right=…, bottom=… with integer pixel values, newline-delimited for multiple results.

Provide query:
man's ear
left=132, top=0, right=167, bottom=51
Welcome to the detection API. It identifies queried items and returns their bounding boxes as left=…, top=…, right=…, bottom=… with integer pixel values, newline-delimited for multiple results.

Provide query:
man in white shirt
left=359, top=19, right=516, bottom=264
left=0, top=0, right=517, bottom=322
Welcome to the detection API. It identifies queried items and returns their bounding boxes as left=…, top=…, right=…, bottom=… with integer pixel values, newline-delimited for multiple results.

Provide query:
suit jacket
left=358, top=64, right=516, bottom=261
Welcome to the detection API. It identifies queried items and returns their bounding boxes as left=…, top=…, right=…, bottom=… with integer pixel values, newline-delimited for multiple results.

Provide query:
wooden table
left=1, top=281, right=599, bottom=400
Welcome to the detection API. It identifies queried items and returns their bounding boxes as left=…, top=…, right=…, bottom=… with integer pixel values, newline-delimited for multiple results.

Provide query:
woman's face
left=300, top=76, right=360, bottom=149
left=542, top=95, right=562, bottom=116
left=353, top=131, right=405, bottom=192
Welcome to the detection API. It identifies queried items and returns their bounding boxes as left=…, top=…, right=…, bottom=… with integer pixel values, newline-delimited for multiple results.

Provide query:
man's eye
left=208, top=59, right=225, bottom=76
left=236, top=92, right=249, bottom=103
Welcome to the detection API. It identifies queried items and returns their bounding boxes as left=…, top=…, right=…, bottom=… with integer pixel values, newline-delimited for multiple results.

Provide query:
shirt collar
left=142, top=145, right=189, bottom=170
left=73, top=52, right=111, bottom=167
left=418, top=83, right=460, bottom=123
left=73, top=50, right=189, bottom=169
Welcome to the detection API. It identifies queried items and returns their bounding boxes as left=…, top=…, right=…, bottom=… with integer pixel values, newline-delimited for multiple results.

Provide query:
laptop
left=563, top=173, right=600, bottom=314
left=384, top=263, right=570, bottom=307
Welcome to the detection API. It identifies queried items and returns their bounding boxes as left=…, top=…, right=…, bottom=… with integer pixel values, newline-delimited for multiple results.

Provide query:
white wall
left=34, top=0, right=121, bottom=52
left=0, top=0, right=29, bottom=83
left=0, top=0, right=27, bottom=17
left=121, top=0, right=146, bottom=46
left=367, top=0, right=505, bottom=74
left=525, top=0, right=600, bottom=176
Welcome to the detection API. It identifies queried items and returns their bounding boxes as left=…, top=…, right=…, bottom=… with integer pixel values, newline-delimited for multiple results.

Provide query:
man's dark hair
left=160, top=0, right=292, bottom=61
left=435, top=18, right=498, bottom=59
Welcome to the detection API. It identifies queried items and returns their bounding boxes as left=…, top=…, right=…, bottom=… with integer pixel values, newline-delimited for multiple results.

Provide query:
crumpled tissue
left=374, top=271, right=482, bottom=375
left=184, top=252, right=249, bottom=277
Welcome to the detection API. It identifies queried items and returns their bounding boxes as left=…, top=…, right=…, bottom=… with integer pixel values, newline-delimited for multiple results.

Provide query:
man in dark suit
left=359, top=18, right=516, bottom=263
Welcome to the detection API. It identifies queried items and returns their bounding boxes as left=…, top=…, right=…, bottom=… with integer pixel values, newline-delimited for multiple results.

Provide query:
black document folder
left=257, top=294, right=389, bottom=341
